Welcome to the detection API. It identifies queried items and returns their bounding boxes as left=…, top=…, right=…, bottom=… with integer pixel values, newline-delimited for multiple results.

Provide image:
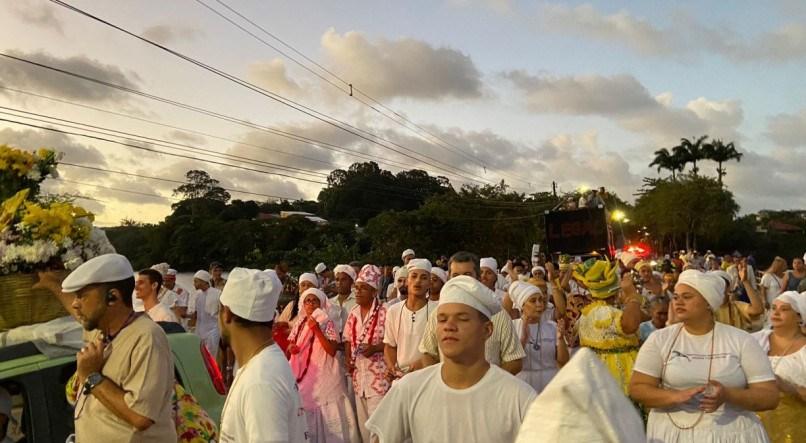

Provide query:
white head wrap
left=401, top=248, right=416, bottom=260
left=480, top=257, right=498, bottom=273
left=299, top=287, right=329, bottom=311
left=193, top=270, right=212, bottom=285
left=333, top=264, right=357, bottom=282
left=62, top=253, right=135, bottom=293
left=775, top=291, right=806, bottom=325
left=299, top=272, right=319, bottom=288
left=406, top=258, right=432, bottom=273
left=676, top=270, right=726, bottom=312
left=439, top=275, right=502, bottom=319
left=430, top=267, right=448, bottom=283
left=394, top=266, right=408, bottom=285
left=166, top=268, right=178, bottom=276
left=220, top=268, right=282, bottom=322
left=531, top=266, right=546, bottom=277
left=619, top=251, right=638, bottom=268
left=314, top=262, right=327, bottom=274
left=508, top=281, right=543, bottom=311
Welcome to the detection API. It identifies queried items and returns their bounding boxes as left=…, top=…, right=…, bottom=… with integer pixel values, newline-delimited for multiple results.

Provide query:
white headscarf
left=299, top=272, right=319, bottom=288
left=406, top=258, right=432, bottom=273
left=430, top=267, right=448, bottom=283
left=440, top=276, right=502, bottom=320
left=676, top=270, right=725, bottom=312
left=480, top=257, right=498, bottom=273
left=776, top=291, right=806, bottom=325
left=334, top=264, right=357, bottom=282
left=299, top=287, right=329, bottom=313
left=508, top=281, right=543, bottom=311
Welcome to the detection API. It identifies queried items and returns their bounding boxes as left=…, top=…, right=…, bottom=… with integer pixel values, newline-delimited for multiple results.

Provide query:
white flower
left=26, top=169, right=42, bottom=181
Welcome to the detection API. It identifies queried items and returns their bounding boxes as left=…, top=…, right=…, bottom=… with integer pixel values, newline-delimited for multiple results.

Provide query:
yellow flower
left=20, top=200, right=94, bottom=243
left=0, top=189, right=30, bottom=228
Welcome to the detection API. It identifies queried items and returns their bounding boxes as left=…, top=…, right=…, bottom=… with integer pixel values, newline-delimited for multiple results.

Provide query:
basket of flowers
left=1, top=144, right=116, bottom=330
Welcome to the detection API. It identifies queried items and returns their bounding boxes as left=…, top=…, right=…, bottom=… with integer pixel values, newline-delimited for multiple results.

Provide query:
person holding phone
left=288, top=288, right=358, bottom=442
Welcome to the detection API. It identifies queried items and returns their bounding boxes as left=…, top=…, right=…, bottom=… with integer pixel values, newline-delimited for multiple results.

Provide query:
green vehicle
left=0, top=327, right=226, bottom=442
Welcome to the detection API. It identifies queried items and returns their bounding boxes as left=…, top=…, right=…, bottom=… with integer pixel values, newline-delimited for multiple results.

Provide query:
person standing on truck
left=218, top=268, right=308, bottom=442
left=35, top=253, right=176, bottom=442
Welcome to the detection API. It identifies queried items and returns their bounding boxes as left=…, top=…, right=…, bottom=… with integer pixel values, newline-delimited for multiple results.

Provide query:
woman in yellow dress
left=573, top=259, right=642, bottom=394
left=754, top=291, right=806, bottom=443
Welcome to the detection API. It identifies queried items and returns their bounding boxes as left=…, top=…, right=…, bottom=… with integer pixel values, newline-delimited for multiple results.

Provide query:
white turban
left=314, top=262, right=327, bottom=274
left=508, top=281, right=543, bottom=311
left=676, top=270, right=726, bottom=312
left=299, top=287, right=329, bottom=312
left=299, top=272, right=319, bottom=288
left=220, top=268, right=282, bottom=322
left=440, top=275, right=501, bottom=319
left=394, top=266, right=408, bottom=283
left=401, top=248, right=416, bottom=260
left=480, top=257, right=498, bottom=273
left=431, top=267, right=448, bottom=283
left=334, top=264, right=357, bottom=282
left=193, top=270, right=212, bottom=285
left=776, top=291, right=806, bottom=325
left=406, top=258, right=432, bottom=273
left=531, top=266, right=546, bottom=277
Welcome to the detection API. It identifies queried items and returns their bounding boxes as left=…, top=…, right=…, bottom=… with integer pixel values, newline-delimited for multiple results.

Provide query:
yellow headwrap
left=573, top=258, right=620, bottom=299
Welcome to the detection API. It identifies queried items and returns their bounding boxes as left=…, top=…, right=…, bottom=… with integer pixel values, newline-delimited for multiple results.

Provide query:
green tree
left=172, top=170, right=231, bottom=205
left=634, top=176, right=739, bottom=251
left=703, top=139, right=743, bottom=184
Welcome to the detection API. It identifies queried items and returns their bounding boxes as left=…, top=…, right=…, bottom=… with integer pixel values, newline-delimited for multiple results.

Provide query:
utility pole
left=552, top=181, right=557, bottom=198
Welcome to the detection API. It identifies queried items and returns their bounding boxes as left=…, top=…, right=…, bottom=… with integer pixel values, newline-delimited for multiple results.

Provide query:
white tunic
left=634, top=323, right=775, bottom=442
left=512, top=319, right=558, bottom=393
left=383, top=300, right=438, bottom=370
left=220, top=344, right=308, bottom=442
left=194, top=287, right=221, bottom=356
left=146, top=302, right=179, bottom=324
left=366, top=364, right=536, bottom=443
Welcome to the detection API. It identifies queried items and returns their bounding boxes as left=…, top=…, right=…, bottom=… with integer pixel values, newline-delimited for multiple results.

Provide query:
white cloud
left=246, top=59, right=303, bottom=97
left=766, top=109, right=806, bottom=147
left=539, top=3, right=806, bottom=63
left=5, top=2, right=64, bottom=34
left=0, top=50, right=141, bottom=103
left=504, top=71, right=744, bottom=143
left=321, top=29, right=484, bottom=100
left=141, top=24, right=204, bottom=44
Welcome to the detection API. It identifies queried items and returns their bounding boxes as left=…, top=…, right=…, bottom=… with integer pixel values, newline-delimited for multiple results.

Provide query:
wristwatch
left=83, top=372, right=105, bottom=395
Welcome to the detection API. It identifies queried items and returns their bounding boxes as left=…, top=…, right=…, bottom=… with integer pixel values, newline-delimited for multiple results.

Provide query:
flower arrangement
left=0, top=144, right=115, bottom=276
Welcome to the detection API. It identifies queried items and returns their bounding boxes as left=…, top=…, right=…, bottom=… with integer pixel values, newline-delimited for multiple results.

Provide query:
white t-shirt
left=133, top=288, right=178, bottom=312
left=147, top=302, right=179, bottom=324
left=752, top=330, right=806, bottom=388
left=634, top=323, right=774, bottom=431
left=383, top=300, right=438, bottom=370
left=220, top=344, right=308, bottom=443
left=328, top=292, right=357, bottom=334
left=366, top=363, right=536, bottom=443
left=194, top=288, right=221, bottom=355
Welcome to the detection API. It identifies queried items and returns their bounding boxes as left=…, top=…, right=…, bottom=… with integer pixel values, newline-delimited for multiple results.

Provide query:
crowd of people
left=26, top=246, right=806, bottom=442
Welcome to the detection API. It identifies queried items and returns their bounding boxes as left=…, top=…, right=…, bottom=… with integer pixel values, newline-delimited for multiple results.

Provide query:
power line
left=59, top=162, right=306, bottom=201
left=48, top=0, right=496, bottom=188
left=0, top=106, right=328, bottom=180
left=54, top=177, right=178, bottom=201
left=0, top=59, right=482, bottom=186
left=203, top=0, right=537, bottom=188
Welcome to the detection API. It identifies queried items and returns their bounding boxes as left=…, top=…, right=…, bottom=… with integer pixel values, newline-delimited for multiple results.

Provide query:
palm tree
left=649, top=148, right=677, bottom=180
left=671, top=144, right=691, bottom=176
left=704, top=139, right=743, bottom=184
left=678, top=135, right=709, bottom=176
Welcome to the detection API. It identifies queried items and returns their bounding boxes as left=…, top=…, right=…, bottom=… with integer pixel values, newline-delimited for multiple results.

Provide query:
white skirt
left=647, top=408, right=770, bottom=443
left=517, top=367, right=558, bottom=394
left=304, top=394, right=360, bottom=443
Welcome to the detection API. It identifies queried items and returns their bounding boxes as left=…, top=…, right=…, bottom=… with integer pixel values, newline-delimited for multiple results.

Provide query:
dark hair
left=138, top=269, right=163, bottom=294
left=232, top=313, right=273, bottom=328
left=209, top=261, right=223, bottom=270
left=448, top=251, right=480, bottom=277
left=349, top=260, right=362, bottom=268
left=104, top=277, right=136, bottom=308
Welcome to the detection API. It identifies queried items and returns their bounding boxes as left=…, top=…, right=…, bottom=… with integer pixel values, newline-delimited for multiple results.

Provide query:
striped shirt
left=418, top=309, right=526, bottom=365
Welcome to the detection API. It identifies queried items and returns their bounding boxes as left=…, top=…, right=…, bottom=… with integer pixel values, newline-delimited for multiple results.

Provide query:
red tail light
left=200, top=342, right=227, bottom=395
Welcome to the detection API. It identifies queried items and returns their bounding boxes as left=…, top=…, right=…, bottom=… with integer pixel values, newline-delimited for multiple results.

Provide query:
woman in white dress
left=288, top=288, right=359, bottom=442
left=753, top=291, right=806, bottom=443
left=509, top=281, right=569, bottom=393
left=630, top=270, right=779, bottom=442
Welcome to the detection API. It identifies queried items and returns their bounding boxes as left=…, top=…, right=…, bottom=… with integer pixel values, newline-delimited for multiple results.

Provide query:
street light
left=611, top=210, right=626, bottom=222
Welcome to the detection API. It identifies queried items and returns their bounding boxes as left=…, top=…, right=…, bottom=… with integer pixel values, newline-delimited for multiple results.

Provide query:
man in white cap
left=419, top=251, right=526, bottom=375
left=218, top=268, right=308, bottom=442
left=135, top=268, right=179, bottom=324
left=190, top=270, right=222, bottom=357
left=367, top=275, right=536, bottom=442
left=163, top=268, right=192, bottom=322
left=36, top=254, right=176, bottom=442
left=480, top=257, right=506, bottom=304
left=383, top=258, right=437, bottom=379
left=430, top=267, right=448, bottom=301
left=330, top=264, right=358, bottom=335
left=401, top=249, right=416, bottom=266
left=385, top=266, right=408, bottom=307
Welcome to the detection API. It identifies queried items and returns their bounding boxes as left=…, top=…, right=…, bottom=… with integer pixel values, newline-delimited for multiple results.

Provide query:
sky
left=2, top=0, right=805, bottom=226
